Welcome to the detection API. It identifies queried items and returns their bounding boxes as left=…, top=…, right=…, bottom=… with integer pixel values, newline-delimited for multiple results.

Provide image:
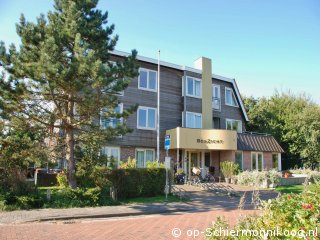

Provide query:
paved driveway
left=0, top=208, right=260, bottom=240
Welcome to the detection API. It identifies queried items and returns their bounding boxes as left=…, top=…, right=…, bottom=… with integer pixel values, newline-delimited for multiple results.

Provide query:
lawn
left=275, top=184, right=319, bottom=194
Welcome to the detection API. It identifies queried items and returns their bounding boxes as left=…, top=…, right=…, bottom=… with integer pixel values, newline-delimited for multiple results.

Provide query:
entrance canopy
left=166, top=127, right=237, bottom=150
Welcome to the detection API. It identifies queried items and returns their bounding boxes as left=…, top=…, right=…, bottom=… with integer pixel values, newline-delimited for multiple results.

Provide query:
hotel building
left=102, top=50, right=284, bottom=179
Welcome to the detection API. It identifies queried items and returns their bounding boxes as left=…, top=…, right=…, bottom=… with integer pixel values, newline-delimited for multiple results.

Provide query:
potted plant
left=220, top=161, right=239, bottom=184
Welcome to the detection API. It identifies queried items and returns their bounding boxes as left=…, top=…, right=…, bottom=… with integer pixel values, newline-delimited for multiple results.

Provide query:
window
left=226, top=119, right=242, bottom=133
left=100, top=103, right=123, bottom=129
left=272, top=153, right=279, bottom=169
left=212, top=84, right=221, bottom=110
left=186, top=77, right=201, bottom=98
left=138, top=68, right=157, bottom=92
left=251, top=152, right=263, bottom=171
left=102, top=146, right=120, bottom=168
left=186, top=112, right=202, bottom=128
left=235, top=151, right=243, bottom=170
left=137, top=106, right=156, bottom=130
left=213, top=117, right=220, bottom=129
left=136, top=149, right=155, bottom=168
left=225, top=87, right=238, bottom=107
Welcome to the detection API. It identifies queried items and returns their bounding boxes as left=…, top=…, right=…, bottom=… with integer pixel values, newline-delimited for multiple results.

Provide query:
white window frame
left=137, top=106, right=157, bottom=130
left=235, top=151, right=243, bottom=170
left=251, top=152, right=264, bottom=171
left=138, top=68, right=157, bottom=92
left=225, top=87, right=239, bottom=107
left=226, top=118, right=242, bottom=133
left=135, top=148, right=155, bottom=168
left=102, top=146, right=120, bottom=167
left=186, top=76, right=202, bottom=98
left=186, top=111, right=202, bottom=129
left=212, top=84, right=221, bottom=111
left=100, top=103, right=123, bottom=129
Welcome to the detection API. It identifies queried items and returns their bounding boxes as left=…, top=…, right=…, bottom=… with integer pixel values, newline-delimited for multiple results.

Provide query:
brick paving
left=0, top=209, right=260, bottom=240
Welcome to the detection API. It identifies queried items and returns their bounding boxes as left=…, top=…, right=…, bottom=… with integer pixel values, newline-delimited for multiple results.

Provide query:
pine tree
left=0, top=0, right=138, bottom=188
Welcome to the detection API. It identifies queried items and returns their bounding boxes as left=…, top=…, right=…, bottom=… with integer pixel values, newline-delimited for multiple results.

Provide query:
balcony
left=212, top=97, right=221, bottom=111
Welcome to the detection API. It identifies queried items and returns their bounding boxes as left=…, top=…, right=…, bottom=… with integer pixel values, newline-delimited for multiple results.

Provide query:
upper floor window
left=186, top=77, right=201, bottom=98
left=186, top=112, right=202, bottom=128
left=137, top=106, right=156, bottom=130
left=138, top=68, right=157, bottom=92
left=225, top=87, right=238, bottom=107
left=100, top=103, right=123, bottom=129
left=212, top=84, right=221, bottom=110
left=226, top=119, right=242, bottom=133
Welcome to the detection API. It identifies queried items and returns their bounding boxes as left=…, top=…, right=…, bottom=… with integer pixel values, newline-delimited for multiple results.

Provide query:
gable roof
left=110, top=50, right=249, bottom=122
left=237, top=133, right=284, bottom=153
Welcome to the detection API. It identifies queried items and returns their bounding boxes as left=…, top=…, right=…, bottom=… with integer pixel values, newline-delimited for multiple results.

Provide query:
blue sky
left=1, top=0, right=319, bottom=103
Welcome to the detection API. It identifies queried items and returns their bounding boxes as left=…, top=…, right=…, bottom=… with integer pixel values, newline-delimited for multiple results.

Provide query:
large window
left=272, top=153, right=279, bottom=169
left=235, top=151, right=243, bottom=170
left=137, top=106, right=156, bottom=130
left=102, top=146, right=120, bottom=168
left=225, top=87, right=238, bottom=107
left=226, top=119, right=242, bottom=133
left=251, top=152, right=263, bottom=171
left=186, top=112, right=202, bottom=128
left=100, top=103, right=123, bottom=129
left=138, top=68, right=157, bottom=92
left=136, top=149, right=155, bottom=168
left=212, top=84, right=221, bottom=110
left=186, top=77, right=201, bottom=98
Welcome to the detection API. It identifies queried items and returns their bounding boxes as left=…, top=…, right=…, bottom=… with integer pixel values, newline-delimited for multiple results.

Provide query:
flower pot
left=230, top=178, right=237, bottom=184
left=225, top=178, right=230, bottom=184
left=269, top=183, right=278, bottom=188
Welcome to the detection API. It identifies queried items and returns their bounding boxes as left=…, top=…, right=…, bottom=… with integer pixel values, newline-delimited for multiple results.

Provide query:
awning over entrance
left=165, top=127, right=237, bottom=150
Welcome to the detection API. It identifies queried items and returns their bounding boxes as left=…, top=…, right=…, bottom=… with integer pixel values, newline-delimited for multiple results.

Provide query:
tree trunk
left=65, top=127, right=77, bottom=188
left=65, top=99, right=77, bottom=188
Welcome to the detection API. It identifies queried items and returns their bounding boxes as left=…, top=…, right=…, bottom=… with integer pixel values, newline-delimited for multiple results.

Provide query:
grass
left=275, top=184, right=319, bottom=194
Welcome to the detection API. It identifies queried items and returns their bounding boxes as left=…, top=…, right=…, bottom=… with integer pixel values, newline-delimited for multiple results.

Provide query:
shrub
left=105, top=168, right=166, bottom=199
left=220, top=161, right=239, bottom=178
left=207, top=184, right=320, bottom=239
left=45, top=187, right=103, bottom=208
left=237, top=170, right=267, bottom=187
left=146, top=161, right=165, bottom=169
left=119, top=157, right=137, bottom=169
left=267, top=169, right=282, bottom=184
left=56, top=172, right=68, bottom=188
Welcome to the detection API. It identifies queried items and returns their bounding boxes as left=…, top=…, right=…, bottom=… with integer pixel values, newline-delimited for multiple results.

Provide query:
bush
left=45, top=187, right=103, bottom=208
left=236, top=170, right=281, bottom=187
left=146, top=161, right=165, bottom=169
left=57, top=172, right=68, bottom=188
left=207, top=185, right=320, bottom=239
left=119, top=157, right=137, bottom=169
left=105, top=168, right=166, bottom=199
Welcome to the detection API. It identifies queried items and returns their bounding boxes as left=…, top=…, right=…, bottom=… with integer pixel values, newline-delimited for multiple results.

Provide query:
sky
left=0, top=0, right=319, bottom=103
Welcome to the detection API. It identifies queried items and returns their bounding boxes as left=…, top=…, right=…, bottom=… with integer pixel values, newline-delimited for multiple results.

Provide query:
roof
left=110, top=50, right=249, bottom=122
left=237, top=133, right=284, bottom=153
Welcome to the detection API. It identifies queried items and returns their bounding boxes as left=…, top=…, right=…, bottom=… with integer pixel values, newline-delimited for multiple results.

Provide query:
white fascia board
left=110, top=50, right=249, bottom=121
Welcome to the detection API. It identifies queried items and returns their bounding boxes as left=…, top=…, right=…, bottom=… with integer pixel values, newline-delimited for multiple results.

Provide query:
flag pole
left=157, top=50, right=160, bottom=165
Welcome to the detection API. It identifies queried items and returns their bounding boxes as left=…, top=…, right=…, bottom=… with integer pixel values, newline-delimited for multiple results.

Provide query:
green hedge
left=105, top=168, right=167, bottom=199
